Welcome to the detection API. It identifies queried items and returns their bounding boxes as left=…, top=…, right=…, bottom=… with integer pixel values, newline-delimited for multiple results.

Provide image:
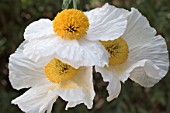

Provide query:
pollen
left=44, top=58, right=78, bottom=84
left=53, top=9, right=89, bottom=40
left=101, top=38, right=128, bottom=66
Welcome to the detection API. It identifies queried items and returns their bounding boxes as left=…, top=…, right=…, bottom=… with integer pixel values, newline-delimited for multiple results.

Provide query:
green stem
left=73, top=0, right=77, bottom=9
left=62, top=0, right=72, bottom=9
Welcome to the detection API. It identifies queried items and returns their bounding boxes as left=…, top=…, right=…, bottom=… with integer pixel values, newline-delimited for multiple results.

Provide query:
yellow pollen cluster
left=44, top=58, right=78, bottom=84
left=53, top=9, right=89, bottom=40
left=101, top=38, right=129, bottom=66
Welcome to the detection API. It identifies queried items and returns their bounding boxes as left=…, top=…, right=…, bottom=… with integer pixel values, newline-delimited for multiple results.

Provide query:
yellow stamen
left=53, top=9, right=89, bottom=40
left=44, top=58, right=78, bottom=84
left=101, top=37, right=128, bottom=66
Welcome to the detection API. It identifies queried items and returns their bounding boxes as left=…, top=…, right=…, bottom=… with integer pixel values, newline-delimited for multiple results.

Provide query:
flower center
left=53, top=9, right=89, bottom=40
left=101, top=37, right=128, bottom=66
left=44, top=58, right=78, bottom=84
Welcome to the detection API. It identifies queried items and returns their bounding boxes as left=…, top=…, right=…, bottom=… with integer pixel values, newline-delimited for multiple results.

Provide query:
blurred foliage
left=0, top=0, right=170, bottom=113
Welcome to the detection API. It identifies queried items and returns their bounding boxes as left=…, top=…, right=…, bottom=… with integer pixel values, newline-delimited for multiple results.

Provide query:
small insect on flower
left=9, top=41, right=95, bottom=112
left=22, top=3, right=128, bottom=69
left=96, top=5, right=169, bottom=101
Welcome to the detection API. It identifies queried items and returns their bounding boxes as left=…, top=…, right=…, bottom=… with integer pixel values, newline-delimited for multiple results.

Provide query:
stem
left=62, top=0, right=72, bottom=9
left=73, top=0, right=77, bottom=9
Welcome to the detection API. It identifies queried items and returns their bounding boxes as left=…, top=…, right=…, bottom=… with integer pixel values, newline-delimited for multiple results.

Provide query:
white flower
left=23, top=3, right=127, bottom=69
left=96, top=6, right=169, bottom=101
left=9, top=41, right=95, bottom=113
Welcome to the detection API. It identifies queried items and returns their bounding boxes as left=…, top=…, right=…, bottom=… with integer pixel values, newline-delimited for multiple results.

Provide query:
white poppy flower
left=96, top=6, right=169, bottom=101
left=9, top=41, right=95, bottom=113
left=23, top=3, right=127, bottom=69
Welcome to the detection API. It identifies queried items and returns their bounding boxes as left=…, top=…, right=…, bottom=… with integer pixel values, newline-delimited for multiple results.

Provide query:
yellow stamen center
left=53, top=9, right=89, bottom=40
left=101, top=37, right=128, bottom=66
left=44, top=58, right=78, bottom=84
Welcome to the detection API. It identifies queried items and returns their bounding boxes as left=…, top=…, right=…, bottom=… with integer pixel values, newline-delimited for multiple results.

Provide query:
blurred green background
left=0, top=0, right=170, bottom=113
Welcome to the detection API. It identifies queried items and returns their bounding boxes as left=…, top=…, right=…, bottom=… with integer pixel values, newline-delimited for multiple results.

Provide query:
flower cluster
left=9, top=3, right=169, bottom=113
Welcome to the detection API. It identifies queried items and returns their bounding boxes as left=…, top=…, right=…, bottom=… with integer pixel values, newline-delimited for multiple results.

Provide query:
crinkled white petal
left=85, top=3, right=128, bottom=41
left=104, top=54, right=168, bottom=85
left=23, top=37, right=109, bottom=68
left=65, top=101, right=82, bottom=110
left=55, top=67, right=95, bottom=110
left=130, top=65, right=161, bottom=87
left=24, top=19, right=56, bottom=41
left=23, top=37, right=58, bottom=66
left=122, top=8, right=157, bottom=49
left=12, top=85, right=58, bottom=113
left=117, top=8, right=169, bottom=87
left=72, top=67, right=95, bottom=109
left=9, top=41, right=48, bottom=90
left=95, top=66, right=121, bottom=102
left=108, top=64, right=131, bottom=83
left=54, top=86, right=85, bottom=102
left=129, top=60, right=167, bottom=87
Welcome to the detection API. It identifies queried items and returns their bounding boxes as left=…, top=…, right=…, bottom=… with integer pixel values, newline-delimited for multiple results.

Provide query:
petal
left=9, top=41, right=48, bottom=90
left=65, top=101, right=82, bottom=110
left=54, top=67, right=95, bottom=110
left=121, top=8, right=169, bottom=87
left=12, top=85, right=58, bottom=113
left=85, top=3, right=128, bottom=41
left=122, top=8, right=157, bottom=49
left=95, top=66, right=121, bottom=102
left=72, top=67, right=95, bottom=109
left=106, top=59, right=152, bottom=83
left=23, top=37, right=58, bottom=66
left=23, top=38, right=109, bottom=68
left=130, top=63, right=161, bottom=87
left=24, top=19, right=56, bottom=41
left=54, top=83, right=85, bottom=102
left=99, top=60, right=143, bottom=83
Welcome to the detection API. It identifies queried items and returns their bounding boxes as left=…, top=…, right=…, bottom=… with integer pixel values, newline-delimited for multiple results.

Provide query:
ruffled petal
left=9, top=41, right=48, bottom=90
left=23, top=37, right=109, bottom=68
left=53, top=67, right=94, bottom=110
left=65, top=101, right=82, bottom=110
left=130, top=63, right=161, bottom=87
left=108, top=59, right=165, bottom=85
left=95, top=66, right=121, bottom=102
left=12, top=85, right=58, bottom=113
left=23, top=37, right=58, bottom=66
left=85, top=3, right=128, bottom=41
left=122, top=8, right=157, bottom=49
left=130, top=55, right=168, bottom=87
left=120, top=8, right=169, bottom=87
left=24, top=19, right=56, bottom=41
left=54, top=84, right=85, bottom=102
left=72, top=67, right=95, bottom=109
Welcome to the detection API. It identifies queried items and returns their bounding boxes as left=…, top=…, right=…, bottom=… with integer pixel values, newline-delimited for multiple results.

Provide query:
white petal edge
left=122, top=8, right=157, bottom=49
left=95, top=66, right=121, bottom=102
left=12, top=85, right=58, bottom=113
left=71, top=67, right=95, bottom=109
left=121, top=8, right=169, bottom=87
left=65, top=101, right=82, bottom=110
left=23, top=37, right=58, bottom=66
left=85, top=3, right=128, bottom=41
left=24, top=19, right=56, bottom=41
left=130, top=67, right=160, bottom=87
left=110, top=59, right=168, bottom=87
left=9, top=41, right=49, bottom=90
left=23, top=38, right=109, bottom=68
left=54, top=86, right=85, bottom=102
left=57, top=67, right=95, bottom=110
left=129, top=60, right=167, bottom=87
